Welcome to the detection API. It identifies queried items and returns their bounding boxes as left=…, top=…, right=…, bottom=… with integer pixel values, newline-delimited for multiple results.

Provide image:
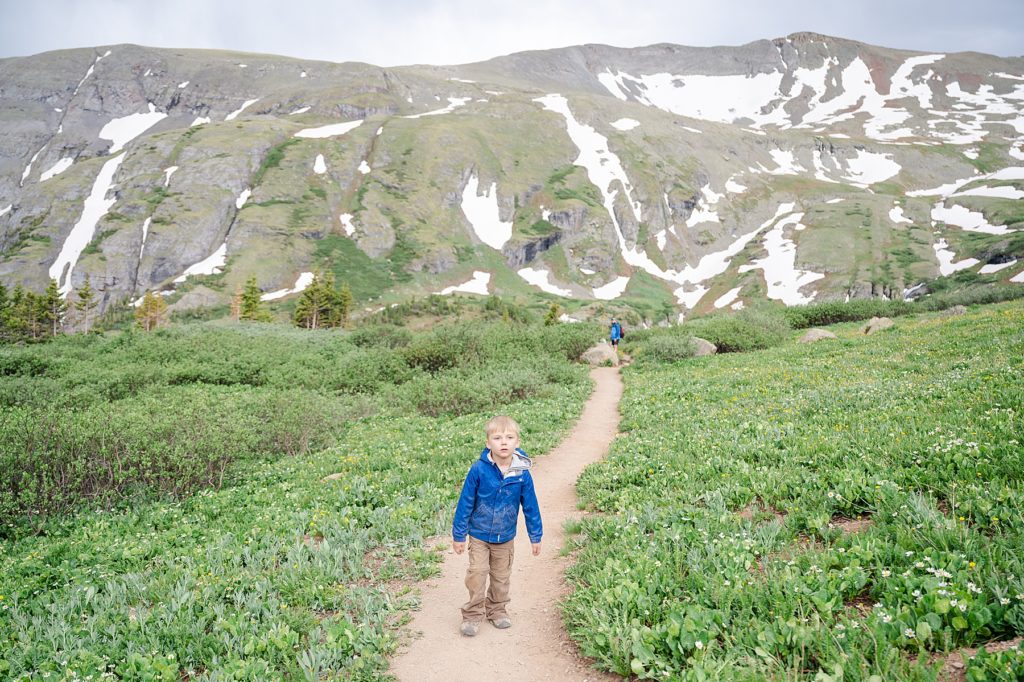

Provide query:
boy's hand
left=531, top=542, right=541, bottom=556
left=452, top=540, right=466, bottom=554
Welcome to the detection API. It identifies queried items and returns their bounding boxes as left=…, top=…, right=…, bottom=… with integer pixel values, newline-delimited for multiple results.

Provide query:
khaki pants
left=461, top=537, right=514, bottom=622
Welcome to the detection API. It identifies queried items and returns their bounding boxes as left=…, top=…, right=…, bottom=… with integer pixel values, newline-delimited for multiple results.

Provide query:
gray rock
left=862, top=317, right=894, bottom=335
left=691, top=337, right=717, bottom=356
left=798, top=328, right=838, bottom=343
left=941, top=305, right=968, bottom=317
left=581, top=340, right=619, bottom=366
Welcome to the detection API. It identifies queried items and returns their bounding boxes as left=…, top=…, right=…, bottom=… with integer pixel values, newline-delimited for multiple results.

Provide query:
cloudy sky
left=1, top=0, right=1022, bottom=66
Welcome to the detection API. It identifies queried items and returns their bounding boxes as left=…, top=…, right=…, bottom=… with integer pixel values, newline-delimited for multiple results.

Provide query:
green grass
left=566, top=300, right=1024, bottom=680
left=0, top=320, right=595, bottom=680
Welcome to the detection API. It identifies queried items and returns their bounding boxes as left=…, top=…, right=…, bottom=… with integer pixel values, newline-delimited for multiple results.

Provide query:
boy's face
left=486, top=429, right=520, bottom=460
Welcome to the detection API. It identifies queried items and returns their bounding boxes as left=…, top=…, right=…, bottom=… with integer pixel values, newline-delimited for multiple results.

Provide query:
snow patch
left=952, top=185, right=1024, bottom=200
left=261, top=272, right=315, bottom=301
left=933, top=238, right=980, bottom=275
left=592, top=276, right=631, bottom=300
left=313, top=154, right=326, bottom=174
left=404, top=97, right=470, bottom=119
left=174, top=242, right=227, bottom=282
left=843, top=150, right=901, bottom=186
left=517, top=267, right=572, bottom=296
left=979, top=259, right=1017, bottom=274
left=139, top=217, right=151, bottom=259
left=163, top=166, right=178, bottom=187
left=40, top=157, right=74, bottom=182
left=611, top=118, right=640, bottom=131
left=191, top=116, right=211, bottom=126
left=49, top=154, right=125, bottom=296
left=235, top=188, right=251, bottom=209
left=295, top=120, right=363, bottom=138
left=100, top=103, right=167, bottom=152
left=339, top=213, right=356, bottom=236
left=288, top=106, right=311, bottom=116
left=461, top=174, right=512, bottom=250
left=438, top=271, right=491, bottom=296
left=358, top=160, right=371, bottom=174
left=225, top=98, right=259, bottom=121
left=714, top=286, right=743, bottom=309
left=738, top=212, right=824, bottom=305
left=932, top=202, right=1014, bottom=234
left=889, top=206, right=913, bottom=224
left=178, top=81, right=189, bottom=88
left=725, top=176, right=747, bottom=193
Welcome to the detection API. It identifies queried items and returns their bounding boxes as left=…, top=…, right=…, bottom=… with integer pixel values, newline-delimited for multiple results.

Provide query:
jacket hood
left=481, top=447, right=532, bottom=475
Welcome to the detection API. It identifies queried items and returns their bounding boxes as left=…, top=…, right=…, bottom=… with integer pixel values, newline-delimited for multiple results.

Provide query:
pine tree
left=135, top=292, right=168, bottom=331
left=75, top=276, right=98, bottom=333
left=294, top=272, right=328, bottom=329
left=40, top=279, right=67, bottom=337
left=544, top=302, right=561, bottom=326
left=240, top=276, right=267, bottom=321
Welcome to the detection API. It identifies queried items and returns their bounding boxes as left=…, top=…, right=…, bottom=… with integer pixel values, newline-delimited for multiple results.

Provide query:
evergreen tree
left=544, top=302, right=561, bottom=326
left=75, top=276, right=98, bottom=333
left=294, top=272, right=329, bottom=329
left=41, top=279, right=67, bottom=337
left=135, top=292, right=168, bottom=331
left=240, top=276, right=268, bottom=321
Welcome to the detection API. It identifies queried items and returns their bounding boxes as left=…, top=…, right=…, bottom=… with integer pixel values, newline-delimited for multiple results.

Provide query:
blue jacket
left=610, top=321, right=622, bottom=341
left=452, top=448, right=543, bottom=544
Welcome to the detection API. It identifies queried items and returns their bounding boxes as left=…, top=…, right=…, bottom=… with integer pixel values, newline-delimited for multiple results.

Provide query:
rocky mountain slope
left=1, top=33, right=1022, bottom=321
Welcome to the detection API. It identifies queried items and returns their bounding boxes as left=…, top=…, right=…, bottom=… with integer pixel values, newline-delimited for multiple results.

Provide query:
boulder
left=941, top=305, right=968, bottom=317
left=862, top=317, right=894, bottom=335
left=691, top=337, right=717, bottom=356
left=798, top=328, right=838, bottom=343
left=581, top=340, right=619, bottom=366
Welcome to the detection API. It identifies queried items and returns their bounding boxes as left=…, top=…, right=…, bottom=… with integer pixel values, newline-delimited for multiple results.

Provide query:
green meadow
left=569, top=300, right=1024, bottom=680
left=1, top=299, right=1022, bottom=680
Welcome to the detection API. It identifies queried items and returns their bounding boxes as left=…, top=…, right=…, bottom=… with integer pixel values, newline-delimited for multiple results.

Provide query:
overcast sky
left=1, top=0, right=1022, bottom=66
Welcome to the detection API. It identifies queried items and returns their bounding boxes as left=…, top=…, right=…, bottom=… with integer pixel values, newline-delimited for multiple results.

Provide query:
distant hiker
left=610, top=317, right=623, bottom=347
left=452, top=415, right=543, bottom=637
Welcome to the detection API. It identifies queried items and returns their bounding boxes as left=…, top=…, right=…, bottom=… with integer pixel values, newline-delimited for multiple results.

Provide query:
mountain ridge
left=1, top=33, right=1022, bottom=324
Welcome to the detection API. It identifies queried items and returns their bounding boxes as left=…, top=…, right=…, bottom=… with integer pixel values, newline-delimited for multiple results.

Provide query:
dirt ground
left=388, top=367, right=624, bottom=682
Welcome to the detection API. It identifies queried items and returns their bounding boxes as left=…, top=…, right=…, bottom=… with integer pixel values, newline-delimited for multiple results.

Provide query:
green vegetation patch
left=567, top=301, right=1024, bottom=679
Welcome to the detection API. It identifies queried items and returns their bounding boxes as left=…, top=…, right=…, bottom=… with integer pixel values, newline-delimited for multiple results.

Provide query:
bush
left=783, top=299, right=913, bottom=328
left=643, top=335, right=697, bottom=363
left=684, top=308, right=791, bottom=353
left=348, top=324, right=412, bottom=349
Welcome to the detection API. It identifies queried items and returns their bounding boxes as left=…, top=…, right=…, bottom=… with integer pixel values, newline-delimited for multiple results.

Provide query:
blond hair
left=485, top=415, right=520, bottom=437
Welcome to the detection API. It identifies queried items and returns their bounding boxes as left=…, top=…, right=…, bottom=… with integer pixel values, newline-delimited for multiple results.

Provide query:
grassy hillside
left=568, top=300, right=1024, bottom=680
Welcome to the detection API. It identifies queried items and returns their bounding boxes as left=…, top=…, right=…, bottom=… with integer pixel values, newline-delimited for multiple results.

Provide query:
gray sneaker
left=460, top=621, right=480, bottom=637
left=489, top=617, right=512, bottom=629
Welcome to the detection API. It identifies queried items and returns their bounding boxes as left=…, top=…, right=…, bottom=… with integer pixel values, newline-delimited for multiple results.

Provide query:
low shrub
left=784, top=299, right=913, bottom=328
left=643, top=335, right=697, bottom=363
left=683, top=308, right=791, bottom=353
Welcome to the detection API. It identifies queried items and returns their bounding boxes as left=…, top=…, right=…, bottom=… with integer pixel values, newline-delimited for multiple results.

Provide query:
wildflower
left=695, top=640, right=704, bottom=650
left=906, top=551, right=915, bottom=557
left=881, top=569, right=892, bottom=578
left=904, top=628, right=916, bottom=638
left=1000, top=598, right=1010, bottom=606
left=959, top=603, right=968, bottom=612
left=912, top=590, right=922, bottom=598
left=881, top=613, right=894, bottom=623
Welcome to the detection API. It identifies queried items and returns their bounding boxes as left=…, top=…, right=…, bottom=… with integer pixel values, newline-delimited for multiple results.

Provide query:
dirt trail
left=389, top=367, right=624, bottom=682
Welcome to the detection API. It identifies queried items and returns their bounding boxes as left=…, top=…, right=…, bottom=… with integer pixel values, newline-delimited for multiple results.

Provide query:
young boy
left=452, top=415, right=542, bottom=637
